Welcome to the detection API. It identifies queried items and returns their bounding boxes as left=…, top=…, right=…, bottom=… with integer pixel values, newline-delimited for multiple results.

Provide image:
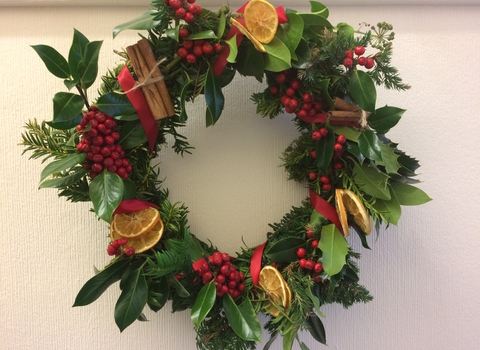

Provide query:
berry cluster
left=165, top=0, right=202, bottom=23
left=296, top=229, right=324, bottom=283
left=343, top=46, right=375, bottom=69
left=177, top=33, right=223, bottom=65
left=196, top=252, right=246, bottom=298
left=107, top=238, right=135, bottom=257
left=75, top=107, right=132, bottom=180
left=270, top=70, right=324, bottom=117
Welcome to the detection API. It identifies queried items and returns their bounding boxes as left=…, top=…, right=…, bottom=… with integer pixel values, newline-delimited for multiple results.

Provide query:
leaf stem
left=76, top=85, right=90, bottom=110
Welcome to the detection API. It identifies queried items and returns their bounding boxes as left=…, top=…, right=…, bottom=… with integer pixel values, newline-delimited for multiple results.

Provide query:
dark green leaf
left=306, top=313, right=327, bottom=345
left=46, top=116, right=83, bottom=131
left=118, top=120, right=148, bottom=150
left=352, top=162, right=391, bottom=200
left=166, top=27, right=179, bottom=41
left=89, top=171, right=124, bottom=222
left=368, top=106, right=405, bottom=133
left=114, top=265, right=148, bottom=332
left=235, top=43, right=265, bottom=81
left=318, top=224, right=348, bottom=276
left=265, top=237, right=306, bottom=263
left=114, top=113, right=139, bottom=121
left=73, top=259, right=130, bottom=306
left=68, top=29, right=89, bottom=82
left=313, top=79, right=334, bottom=110
left=52, top=92, right=84, bottom=126
left=204, top=66, right=224, bottom=126
left=168, top=275, right=190, bottom=298
left=292, top=39, right=311, bottom=69
left=351, top=223, right=371, bottom=249
left=299, top=341, right=310, bottom=350
left=276, top=13, right=304, bottom=59
left=186, top=30, right=217, bottom=40
left=122, top=179, right=136, bottom=200
left=147, top=276, right=169, bottom=312
left=358, top=129, right=383, bottom=162
left=263, top=37, right=291, bottom=72
left=372, top=186, right=402, bottom=225
left=223, top=295, right=262, bottom=342
left=349, top=70, right=376, bottom=112
left=113, top=10, right=161, bottom=38
left=191, top=281, right=216, bottom=329
left=179, top=80, right=194, bottom=123
left=39, top=168, right=87, bottom=189
left=316, top=128, right=335, bottom=172
left=299, top=14, right=332, bottom=35
left=344, top=266, right=359, bottom=283
left=40, top=153, right=86, bottom=182
left=63, top=79, right=77, bottom=90
left=96, top=92, right=136, bottom=117
left=77, top=40, right=103, bottom=90
left=390, top=183, right=432, bottom=206
left=31, top=44, right=70, bottom=79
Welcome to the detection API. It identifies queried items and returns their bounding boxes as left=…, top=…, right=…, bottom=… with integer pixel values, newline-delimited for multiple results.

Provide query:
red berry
left=118, top=238, right=128, bottom=246
left=306, top=230, right=314, bottom=239
left=297, top=109, right=307, bottom=118
left=302, top=93, right=312, bottom=103
left=285, top=87, right=295, bottom=97
left=343, top=57, right=353, bottom=68
left=310, top=150, right=316, bottom=159
left=216, top=274, right=226, bottom=283
left=296, top=247, right=306, bottom=258
left=104, top=135, right=114, bottom=145
left=270, top=86, right=279, bottom=95
left=92, top=154, right=103, bottom=163
left=92, top=136, right=104, bottom=146
left=334, top=143, right=343, bottom=152
left=184, top=12, right=195, bottom=22
left=190, top=4, right=202, bottom=15
left=314, top=262, right=323, bottom=273
left=193, top=45, right=203, bottom=57
left=354, top=46, right=365, bottom=56
left=290, top=79, right=300, bottom=90
left=319, top=128, right=328, bottom=137
left=175, top=7, right=186, bottom=18
left=333, top=161, right=343, bottom=170
left=320, top=176, right=329, bottom=184
left=202, top=42, right=213, bottom=55
left=299, top=258, right=307, bottom=269
left=365, top=58, right=375, bottom=69
left=322, top=183, right=332, bottom=191
left=312, top=131, right=322, bottom=141
left=168, top=0, right=181, bottom=9
left=221, top=253, right=230, bottom=262
left=186, top=53, right=196, bottom=64
left=97, top=123, right=107, bottom=134
left=178, top=47, right=188, bottom=58
left=276, top=72, right=286, bottom=83
left=288, top=98, right=298, bottom=109
left=238, top=283, right=245, bottom=292
left=124, top=246, right=135, bottom=256
left=357, top=56, right=366, bottom=66
left=345, top=50, right=353, bottom=59
left=308, top=172, right=317, bottom=181
left=311, top=240, right=319, bottom=248
left=203, top=271, right=213, bottom=282
left=179, top=28, right=189, bottom=39
left=213, top=43, right=223, bottom=53
left=228, top=280, right=237, bottom=289
left=305, top=260, right=314, bottom=270
left=187, top=0, right=195, bottom=3
left=337, top=134, right=346, bottom=144
left=182, top=40, right=193, bottom=49
left=91, top=163, right=103, bottom=173
left=220, top=264, right=231, bottom=276
left=212, top=252, right=223, bottom=265
left=314, top=102, right=323, bottom=111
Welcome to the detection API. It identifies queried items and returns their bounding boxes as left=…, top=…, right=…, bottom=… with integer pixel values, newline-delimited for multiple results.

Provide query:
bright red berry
left=312, top=131, right=322, bottom=141
left=305, top=260, right=314, bottom=270
left=175, top=7, right=186, bottom=18
left=220, top=264, right=231, bottom=276
left=124, top=246, right=135, bottom=256
left=276, top=73, right=286, bottom=83
left=213, top=43, right=223, bottom=53
left=290, top=79, right=300, bottom=90
left=182, top=40, right=193, bottom=49
left=333, top=161, right=343, bottom=170
left=354, top=46, right=365, bottom=56
left=168, top=0, right=181, bottom=9
left=296, top=247, right=306, bottom=258
left=186, top=53, right=196, bottom=64
left=314, top=262, right=323, bottom=273
left=308, top=172, right=317, bottom=181
left=306, top=230, right=314, bottom=238
left=337, top=134, right=346, bottom=144
left=365, top=58, right=375, bottom=69
left=91, top=163, right=103, bottom=173
left=320, top=176, right=329, bottom=184
left=311, top=239, right=319, bottom=248
left=212, top=252, right=223, bottom=265
left=178, top=47, right=188, bottom=58
left=299, top=258, right=307, bottom=269
left=357, top=56, right=366, bottom=66
left=202, top=42, right=213, bottom=55
left=322, top=183, right=332, bottom=191
left=179, top=28, right=189, bottom=38
left=343, top=57, right=353, bottom=68
left=334, top=143, right=343, bottom=152
left=193, top=45, right=203, bottom=57
left=319, top=128, right=328, bottom=137
left=190, top=4, right=202, bottom=15
left=285, top=87, right=295, bottom=97
left=345, top=50, right=353, bottom=59
left=184, top=12, right=195, bottom=22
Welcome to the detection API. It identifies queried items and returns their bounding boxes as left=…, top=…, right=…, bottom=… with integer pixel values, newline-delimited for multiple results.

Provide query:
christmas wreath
left=21, top=0, right=431, bottom=349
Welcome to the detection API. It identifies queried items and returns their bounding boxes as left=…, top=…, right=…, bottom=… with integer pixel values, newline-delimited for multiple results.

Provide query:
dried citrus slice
left=244, top=0, right=278, bottom=44
left=258, top=265, right=291, bottom=317
left=110, top=218, right=164, bottom=254
left=111, top=207, right=160, bottom=238
left=230, top=17, right=266, bottom=53
left=335, top=188, right=372, bottom=237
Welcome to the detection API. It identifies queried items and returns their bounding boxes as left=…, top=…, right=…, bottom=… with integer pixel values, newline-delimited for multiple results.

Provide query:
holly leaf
left=96, top=92, right=136, bottom=117
left=358, top=129, right=383, bottom=163
left=89, top=171, right=124, bottom=222
left=263, top=37, right=291, bottom=72
left=73, top=259, right=130, bottom=307
left=318, top=224, right=348, bottom=276
left=223, top=295, right=262, bottom=342
left=372, top=186, right=402, bottom=225
left=68, top=29, right=89, bottom=82
left=225, top=35, right=239, bottom=63
left=378, top=141, right=401, bottom=175
left=352, top=162, right=391, bottom=200
left=113, top=10, right=161, bottom=38
left=349, top=70, right=376, bottom=112
left=185, top=30, right=217, bottom=40
left=204, top=66, right=224, bottom=126
left=265, top=237, right=306, bottom=263
left=368, top=106, right=405, bottom=134
left=390, top=183, right=432, bottom=206
left=316, top=128, right=335, bottom=172
left=118, top=120, right=148, bottom=150
left=275, top=13, right=304, bottom=59
left=40, top=153, right=86, bottom=183
left=235, top=43, right=264, bottom=80
left=77, top=40, right=103, bottom=90
left=191, top=281, right=216, bottom=329
left=114, top=265, right=148, bottom=332
left=31, top=44, right=70, bottom=79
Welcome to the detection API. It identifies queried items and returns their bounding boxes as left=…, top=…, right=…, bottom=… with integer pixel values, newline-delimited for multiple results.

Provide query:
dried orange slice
left=258, top=265, right=291, bottom=317
left=335, top=189, right=372, bottom=236
left=230, top=17, right=266, bottom=53
left=244, top=0, right=278, bottom=44
left=111, top=207, right=160, bottom=238
left=110, top=218, right=164, bottom=254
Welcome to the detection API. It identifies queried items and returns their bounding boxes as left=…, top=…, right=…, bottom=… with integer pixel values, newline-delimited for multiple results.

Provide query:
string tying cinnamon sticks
left=125, top=39, right=175, bottom=120
left=329, top=97, right=370, bottom=128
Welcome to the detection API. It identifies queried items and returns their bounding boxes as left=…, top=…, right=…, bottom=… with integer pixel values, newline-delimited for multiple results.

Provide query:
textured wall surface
left=1, top=3, right=479, bottom=350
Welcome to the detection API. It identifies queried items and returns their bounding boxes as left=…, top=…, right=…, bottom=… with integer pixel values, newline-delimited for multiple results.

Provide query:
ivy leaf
left=77, top=40, right=103, bottom=90
left=204, top=66, right=224, bottom=126
left=89, top=171, right=124, bottom=222
left=118, top=120, right=148, bottom=150
left=40, top=153, right=86, bottom=182
left=352, top=162, right=391, bottom=200
left=113, top=10, right=161, bottom=38
left=390, top=183, right=432, bottom=206
left=191, top=281, right=216, bottom=329
left=275, top=13, right=304, bottom=59
left=306, top=313, right=327, bottom=345
left=368, top=106, right=405, bottom=134
left=223, top=295, right=262, bottom=342
left=73, top=259, right=130, bottom=307
left=318, top=224, right=348, bottom=276
left=372, top=186, right=402, bottom=225
left=265, top=237, right=306, bottom=263
left=358, top=129, right=383, bottom=163
left=96, top=92, right=136, bottom=117
left=114, top=265, right=148, bottom=332
left=263, top=37, right=291, bottom=72
left=349, top=70, right=376, bottom=112
left=316, top=128, right=335, bottom=172
left=39, top=168, right=87, bottom=189
left=68, top=29, right=89, bottom=82
left=31, top=44, right=70, bottom=79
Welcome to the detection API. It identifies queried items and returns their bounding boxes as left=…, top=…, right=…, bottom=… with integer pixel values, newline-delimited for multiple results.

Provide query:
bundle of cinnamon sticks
left=329, top=98, right=369, bottom=123
left=125, top=39, right=175, bottom=120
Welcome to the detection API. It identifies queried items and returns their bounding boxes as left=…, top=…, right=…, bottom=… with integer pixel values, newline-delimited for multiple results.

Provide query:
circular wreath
left=22, top=0, right=431, bottom=349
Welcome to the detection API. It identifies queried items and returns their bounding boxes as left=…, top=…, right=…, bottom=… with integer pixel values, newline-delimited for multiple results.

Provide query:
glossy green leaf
left=378, top=141, right=401, bottom=175
left=223, top=295, right=262, bottom=342
left=292, top=38, right=311, bottom=69
left=147, top=276, right=169, bottom=312
left=64, top=79, right=77, bottom=90
left=226, top=35, right=239, bottom=63
left=390, top=183, right=432, bottom=206
left=349, top=70, right=376, bottom=112
left=73, top=259, right=130, bottom=306
left=52, top=92, right=84, bottom=125
left=265, top=237, right=306, bottom=263
left=89, top=171, right=124, bottom=222
left=40, top=153, right=86, bottom=182
left=235, top=43, right=265, bottom=81
left=96, top=92, right=136, bottom=117
left=39, top=168, right=87, bottom=189
left=276, top=13, right=304, bottom=59
left=368, top=106, right=406, bottom=133
left=191, top=282, right=216, bottom=329
left=352, top=162, right=391, bottom=200
left=77, top=40, right=103, bottom=90
left=309, top=1, right=329, bottom=17
left=179, top=80, right=193, bottom=123
left=165, top=27, right=179, bottom=41
left=204, top=66, right=224, bottom=126
left=332, top=126, right=361, bottom=142
left=118, top=120, right=148, bottom=150
left=217, top=11, right=226, bottom=38
left=318, top=224, right=348, bottom=276
left=358, top=129, right=383, bottom=162
left=305, top=287, right=324, bottom=316
left=31, top=44, right=70, bottom=79
left=263, top=333, right=279, bottom=350
left=113, top=10, right=161, bottom=38
left=299, top=14, right=333, bottom=34
left=68, top=29, right=89, bottom=82
left=316, top=128, right=335, bottom=172
left=114, top=265, right=148, bottom=332
left=306, top=313, right=327, bottom=345
left=337, top=22, right=354, bottom=37
left=122, top=179, right=136, bottom=200
left=373, top=186, right=402, bottom=225
left=263, top=37, right=291, bottom=72
left=168, top=275, right=190, bottom=298
left=186, top=30, right=217, bottom=41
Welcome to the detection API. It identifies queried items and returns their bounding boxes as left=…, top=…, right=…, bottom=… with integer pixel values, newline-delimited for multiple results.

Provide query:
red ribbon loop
left=309, top=189, right=344, bottom=235
left=250, top=241, right=267, bottom=286
left=113, top=199, right=159, bottom=215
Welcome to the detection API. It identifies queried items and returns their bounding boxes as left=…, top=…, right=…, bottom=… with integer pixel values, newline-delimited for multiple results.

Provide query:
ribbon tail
left=309, top=188, right=344, bottom=235
left=250, top=241, right=267, bottom=286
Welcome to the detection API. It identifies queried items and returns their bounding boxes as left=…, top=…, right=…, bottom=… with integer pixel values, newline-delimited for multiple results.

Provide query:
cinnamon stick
left=333, top=97, right=360, bottom=112
left=328, top=110, right=363, bottom=121
left=137, top=39, right=175, bottom=117
left=126, top=44, right=168, bottom=120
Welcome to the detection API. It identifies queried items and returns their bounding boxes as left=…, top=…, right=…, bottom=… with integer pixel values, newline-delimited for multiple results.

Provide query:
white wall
left=0, top=3, right=479, bottom=350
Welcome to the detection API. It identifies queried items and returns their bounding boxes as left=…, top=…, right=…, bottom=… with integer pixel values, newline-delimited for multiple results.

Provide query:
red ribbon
left=117, top=66, right=158, bottom=153
left=212, top=24, right=244, bottom=77
left=309, top=188, right=344, bottom=235
left=250, top=241, right=267, bottom=286
left=296, top=111, right=360, bottom=127
left=192, top=257, right=207, bottom=272
left=113, top=199, right=159, bottom=215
